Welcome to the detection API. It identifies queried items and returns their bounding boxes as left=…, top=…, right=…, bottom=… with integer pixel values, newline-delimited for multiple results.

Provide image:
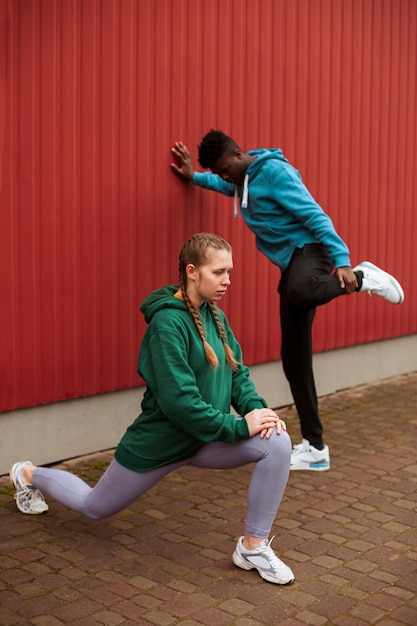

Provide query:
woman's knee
left=82, top=492, right=123, bottom=520
left=83, top=506, right=113, bottom=521
left=262, top=430, right=292, bottom=465
left=278, top=430, right=292, bottom=458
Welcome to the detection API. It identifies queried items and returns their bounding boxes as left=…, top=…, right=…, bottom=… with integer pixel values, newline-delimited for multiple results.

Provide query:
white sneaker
left=10, top=461, right=49, bottom=515
left=232, top=536, right=294, bottom=584
left=291, top=439, right=330, bottom=471
left=354, top=261, right=404, bottom=304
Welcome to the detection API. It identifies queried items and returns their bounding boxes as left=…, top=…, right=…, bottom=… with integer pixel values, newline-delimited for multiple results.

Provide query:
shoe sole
left=14, top=501, right=49, bottom=515
left=359, top=261, right=404, bottom=304
left=290, top=463, right=330, bottom=471
left=232, top=551, right=294, bottom=585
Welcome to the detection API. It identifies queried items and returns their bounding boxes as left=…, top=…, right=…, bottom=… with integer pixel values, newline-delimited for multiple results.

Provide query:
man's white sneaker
left=354, top=261, right=404, bottom=304
left=10, top=461, right=49, bottom=515
left=290, top=439, right=330, bottom=471
left=232, top=536, right=294, bottom=584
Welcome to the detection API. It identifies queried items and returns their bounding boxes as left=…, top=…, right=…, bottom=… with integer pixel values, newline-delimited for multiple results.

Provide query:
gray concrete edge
left=1, top=334, right=416, bottom=475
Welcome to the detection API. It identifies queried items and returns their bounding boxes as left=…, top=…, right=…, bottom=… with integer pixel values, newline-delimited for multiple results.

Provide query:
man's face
left=211, top=150, right=248, bottom=185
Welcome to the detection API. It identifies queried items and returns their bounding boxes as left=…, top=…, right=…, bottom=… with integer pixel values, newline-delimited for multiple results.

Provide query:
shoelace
left=30, top=490, right=45, bottom=505
left=262, top=537, right=286, bottom=570
left=15, top=485, right=43, bottom=504
left=14, top=483, right=31, bottom=498
left=293, top=442, right=309, bottom=454
left=364, top=274, right=387, bottom=294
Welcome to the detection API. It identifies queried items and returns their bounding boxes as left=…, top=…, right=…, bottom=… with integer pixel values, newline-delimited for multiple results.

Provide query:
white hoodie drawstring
left=241, top=174, right=249, bottom=209
left=234, top=174, right=249, bottom=217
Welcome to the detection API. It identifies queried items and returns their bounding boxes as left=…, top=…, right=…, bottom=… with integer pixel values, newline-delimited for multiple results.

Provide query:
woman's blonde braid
left=181, top=287, right=219, bottom=368
left=209, top=302, right=239, bottom=371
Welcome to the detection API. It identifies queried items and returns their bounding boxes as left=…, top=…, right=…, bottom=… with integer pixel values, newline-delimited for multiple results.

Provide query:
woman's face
left=186, top=247, right=233, bottom=307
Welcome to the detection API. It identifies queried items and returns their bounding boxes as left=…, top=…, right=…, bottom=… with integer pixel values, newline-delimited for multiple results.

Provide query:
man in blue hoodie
left=171, top=129, right=404, bottom=471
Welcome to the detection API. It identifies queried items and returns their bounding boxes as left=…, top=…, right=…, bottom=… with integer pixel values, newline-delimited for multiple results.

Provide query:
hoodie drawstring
left=234, top=174, right=249, bottom=217
left=242, top=174, right=249, bottom=209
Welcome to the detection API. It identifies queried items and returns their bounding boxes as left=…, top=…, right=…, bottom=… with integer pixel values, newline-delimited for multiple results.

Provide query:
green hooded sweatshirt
left=115, top=285, right=267, bottom=471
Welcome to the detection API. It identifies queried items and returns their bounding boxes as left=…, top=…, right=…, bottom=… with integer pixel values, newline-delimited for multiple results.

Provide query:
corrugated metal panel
left=1, top=0, right=416, bottom=411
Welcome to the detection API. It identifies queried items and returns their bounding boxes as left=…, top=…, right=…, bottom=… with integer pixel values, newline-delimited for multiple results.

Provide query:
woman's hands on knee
left=244, top=408, right=287, bottom=439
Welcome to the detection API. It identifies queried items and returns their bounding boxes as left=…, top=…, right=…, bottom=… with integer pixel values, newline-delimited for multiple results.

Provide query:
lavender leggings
left=33, top=431, right=291, bottom=538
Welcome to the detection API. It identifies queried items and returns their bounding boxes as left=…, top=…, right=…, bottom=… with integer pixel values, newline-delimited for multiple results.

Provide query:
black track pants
left=278, top=244, right=358, bottom=446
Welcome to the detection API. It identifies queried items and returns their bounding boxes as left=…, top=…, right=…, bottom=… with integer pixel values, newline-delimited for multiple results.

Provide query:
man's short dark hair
left=197, top=129, right=240, bottom=169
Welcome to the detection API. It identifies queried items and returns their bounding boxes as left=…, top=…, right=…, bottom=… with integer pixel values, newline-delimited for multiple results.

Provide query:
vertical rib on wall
left=1, top=0, right=416, bottom=411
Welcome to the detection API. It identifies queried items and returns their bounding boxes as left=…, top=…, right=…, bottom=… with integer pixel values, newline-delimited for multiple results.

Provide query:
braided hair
left=178, top=233, right=239, bottom=371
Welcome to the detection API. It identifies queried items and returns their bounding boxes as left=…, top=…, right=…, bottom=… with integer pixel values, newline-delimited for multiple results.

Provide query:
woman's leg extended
left=32, top=458, right=186, bottom=520
left=189, top=432, right=292, bottom=538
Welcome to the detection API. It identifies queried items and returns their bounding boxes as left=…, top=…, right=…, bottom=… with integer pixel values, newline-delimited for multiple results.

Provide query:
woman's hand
left=244, top=408, right=287, bottom=439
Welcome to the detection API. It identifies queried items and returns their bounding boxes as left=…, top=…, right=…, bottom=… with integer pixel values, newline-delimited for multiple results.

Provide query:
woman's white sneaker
left=9, top=461, right=49, bottom=514
left=232, top=536, right=294, bottom=584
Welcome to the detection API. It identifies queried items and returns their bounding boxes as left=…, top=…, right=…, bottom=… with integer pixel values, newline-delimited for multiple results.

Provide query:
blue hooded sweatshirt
left=193, top=148, right=351, bottom=272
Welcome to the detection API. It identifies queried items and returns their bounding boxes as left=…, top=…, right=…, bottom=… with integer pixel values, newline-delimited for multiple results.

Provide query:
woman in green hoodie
left=10, top=233, right=294, bottom=585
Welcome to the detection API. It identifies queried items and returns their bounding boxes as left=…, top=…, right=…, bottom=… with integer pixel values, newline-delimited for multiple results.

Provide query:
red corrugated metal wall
left=1, top=0, right=416, bottom=412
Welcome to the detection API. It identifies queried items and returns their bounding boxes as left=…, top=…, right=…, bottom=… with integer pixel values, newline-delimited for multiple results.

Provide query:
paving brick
left=248, top=600, right=295, bottom=624
left=14, top=581, right=47, bottom=599
left=309, top=593, right=356, bottom=618
left=52, top=597, right=103, bottom=622
left=332, top=617, right=368, bottom=626
left=285, top=590, right=318, bottom=608
left=31, top=616, right=66, bottom=626
left=294, top=610, right=328, bottom=625
left=233, top=619, right=266, bottom=626
left=219, top=598, right=253, bottom=615
left=367, top=590, right=408, bottom=612
left=0, top=609, right=22, bottom=626
left=142, top=608, right=181, bottom=624
left=338, top=585, right=369, bottom=601
left=349, top=603, right=387, bottom=623
left=90, top=610, right=126, bottom=625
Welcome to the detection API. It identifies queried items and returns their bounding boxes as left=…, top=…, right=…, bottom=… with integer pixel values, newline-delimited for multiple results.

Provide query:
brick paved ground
left=0, top=373, right=416, bottom=626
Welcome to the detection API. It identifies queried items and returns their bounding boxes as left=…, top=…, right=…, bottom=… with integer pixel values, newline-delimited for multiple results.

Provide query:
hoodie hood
left=247, top=148, right=289, bottom=168
left=141, top=284, right=215, bottom=324
left=140, top=285, right=186, bottom=323
left=237, top=149, right=289, bottom=211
